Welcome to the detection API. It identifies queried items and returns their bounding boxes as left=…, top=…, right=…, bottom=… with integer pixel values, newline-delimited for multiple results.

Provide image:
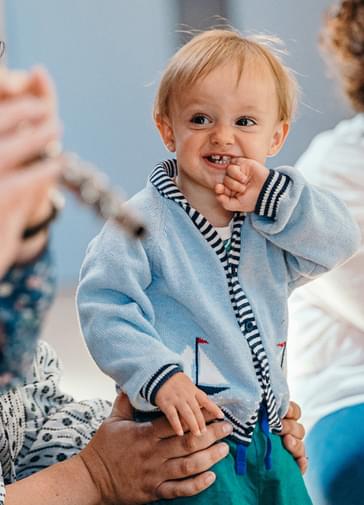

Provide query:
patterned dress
left=0, top=249, right=111, bottom=503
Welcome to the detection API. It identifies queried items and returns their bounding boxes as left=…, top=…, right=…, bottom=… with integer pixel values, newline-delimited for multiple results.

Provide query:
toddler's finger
left=164, top=406, right=184, bottom=437
left=216, top=194, right=248, bottom=212
left=223, top=175, right=248, bottom=194
left=215, top=183, right=225, bottom=195
left=226, top=162, right=250, bottom=184
left=189, top=397, right=207, bottom=433
left=197, top=391, right=224, bottom=420
left=178, top=402, right=201, bottom=436
left=215, top=183, right=234, bottom=198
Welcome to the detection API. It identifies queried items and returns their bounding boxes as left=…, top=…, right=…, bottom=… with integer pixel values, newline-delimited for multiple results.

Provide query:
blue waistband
left=235, top=403, right=272, bottom=475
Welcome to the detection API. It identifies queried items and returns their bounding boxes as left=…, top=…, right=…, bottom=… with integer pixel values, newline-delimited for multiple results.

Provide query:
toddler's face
left=158, top=61, right=289, bottom=200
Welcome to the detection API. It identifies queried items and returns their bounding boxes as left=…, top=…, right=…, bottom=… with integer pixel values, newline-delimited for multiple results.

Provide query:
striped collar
left=150, top=159, right=245, bottom=267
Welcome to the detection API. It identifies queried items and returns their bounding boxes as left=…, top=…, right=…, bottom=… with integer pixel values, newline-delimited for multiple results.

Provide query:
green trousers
left=156, top=424, right=312, bottom=505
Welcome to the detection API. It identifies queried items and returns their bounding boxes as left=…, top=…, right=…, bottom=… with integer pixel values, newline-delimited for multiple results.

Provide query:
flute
left=44, top=143, right=147, bottom=239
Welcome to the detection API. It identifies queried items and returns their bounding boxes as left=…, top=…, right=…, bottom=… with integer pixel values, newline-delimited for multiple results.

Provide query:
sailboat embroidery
left=277, top=341, right=287, bottom=368
left=181, top=337, right=230, bottom=395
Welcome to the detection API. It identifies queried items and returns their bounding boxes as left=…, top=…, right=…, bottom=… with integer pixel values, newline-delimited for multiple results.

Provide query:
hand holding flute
left=0, top=65, right=145, bottom=276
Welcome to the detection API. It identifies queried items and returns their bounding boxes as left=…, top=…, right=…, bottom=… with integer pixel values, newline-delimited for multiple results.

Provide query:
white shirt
left=287, top=114, right=364, bottom=432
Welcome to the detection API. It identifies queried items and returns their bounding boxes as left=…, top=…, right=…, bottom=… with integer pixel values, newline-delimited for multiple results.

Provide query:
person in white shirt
left=288, top=1, right=364, bottom=504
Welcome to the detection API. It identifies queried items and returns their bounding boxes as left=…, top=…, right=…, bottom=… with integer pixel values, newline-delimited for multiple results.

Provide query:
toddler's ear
left=268, top=121, right=290, bottom=157
left=155, top=114, right=175, bottom=152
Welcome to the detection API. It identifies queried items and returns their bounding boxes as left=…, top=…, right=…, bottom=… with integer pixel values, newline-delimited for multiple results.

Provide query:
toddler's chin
left=214, top=173, right=226, bottom=184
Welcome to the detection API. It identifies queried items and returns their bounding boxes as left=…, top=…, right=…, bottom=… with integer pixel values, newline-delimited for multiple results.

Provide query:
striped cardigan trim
left=255, top=169, right=291, bottom=220
left=141, top=364, right=182, bottom=405
left=148, top=160, right=283, bottom=442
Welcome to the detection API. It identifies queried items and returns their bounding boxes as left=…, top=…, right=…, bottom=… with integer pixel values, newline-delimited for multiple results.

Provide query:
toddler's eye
left=236, top=117, right=256, bottom=127
left=190, top=114, right=210, bottom=125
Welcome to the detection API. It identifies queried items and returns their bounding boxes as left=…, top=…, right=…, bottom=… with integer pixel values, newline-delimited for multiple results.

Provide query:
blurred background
left=2, top=0, right=351, bottom=401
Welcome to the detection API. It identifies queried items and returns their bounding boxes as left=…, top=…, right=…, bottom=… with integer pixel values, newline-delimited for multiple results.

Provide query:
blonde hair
left=154, top=29, right=298, bottom=123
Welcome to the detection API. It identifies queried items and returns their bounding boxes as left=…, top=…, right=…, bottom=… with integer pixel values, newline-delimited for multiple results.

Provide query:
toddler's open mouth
left=205, top=154, right=232, bottom=166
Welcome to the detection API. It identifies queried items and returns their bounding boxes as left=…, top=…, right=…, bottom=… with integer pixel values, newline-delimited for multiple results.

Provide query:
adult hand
left=281, top=401, right=308, bottom=474
left=80, top=393, right=233, bottom=505
left=0, top=67, right=62, bottom=276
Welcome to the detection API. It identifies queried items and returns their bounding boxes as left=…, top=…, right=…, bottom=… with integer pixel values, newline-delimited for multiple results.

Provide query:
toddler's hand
left=215, top=157, right=269, bottom=212
left=155, top=372, right=224, bottom=436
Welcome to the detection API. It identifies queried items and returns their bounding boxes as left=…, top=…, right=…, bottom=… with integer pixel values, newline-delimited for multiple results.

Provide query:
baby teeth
left=210, top=155, right=231, bottom=164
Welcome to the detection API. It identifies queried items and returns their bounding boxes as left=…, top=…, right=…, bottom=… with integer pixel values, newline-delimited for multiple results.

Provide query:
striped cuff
left=140, top=364, right=183, bottom=406
left=255, top=169, right=291, bottom=220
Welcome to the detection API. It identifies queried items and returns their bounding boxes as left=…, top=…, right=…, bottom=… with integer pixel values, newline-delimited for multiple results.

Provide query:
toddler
left=77, top=29, right=360, bottom=504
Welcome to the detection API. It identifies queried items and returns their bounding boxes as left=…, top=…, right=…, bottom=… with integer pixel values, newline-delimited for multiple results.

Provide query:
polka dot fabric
left=0, top=341, right=111, bottom=501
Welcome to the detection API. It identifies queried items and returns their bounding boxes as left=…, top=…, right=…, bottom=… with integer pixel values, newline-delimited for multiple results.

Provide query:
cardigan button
left=245, top=321, right=255, bottom=332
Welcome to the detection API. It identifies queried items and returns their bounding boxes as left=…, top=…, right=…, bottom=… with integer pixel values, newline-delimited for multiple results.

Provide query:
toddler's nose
left=210, top=125, right=234, bottom=147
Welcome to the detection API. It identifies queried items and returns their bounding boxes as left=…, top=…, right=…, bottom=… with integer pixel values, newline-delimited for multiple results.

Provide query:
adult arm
left=6, top=394, right=233, bottom=505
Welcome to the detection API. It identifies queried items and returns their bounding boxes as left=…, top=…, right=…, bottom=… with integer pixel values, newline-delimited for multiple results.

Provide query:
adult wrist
left=79, top=445, right=118, bottom=505
left=22, top=189, right=64, bottom=240
left=15, top=229, right=49, bottom=266
left=71, top=453, right=103, bottom=505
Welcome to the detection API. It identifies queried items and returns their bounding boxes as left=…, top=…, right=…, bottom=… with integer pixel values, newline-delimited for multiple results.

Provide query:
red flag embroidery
left=196, top=337, right=209, bottom=344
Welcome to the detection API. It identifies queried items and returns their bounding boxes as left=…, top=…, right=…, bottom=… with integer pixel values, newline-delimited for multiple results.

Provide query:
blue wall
left=5, top=1, right=177, bottom=283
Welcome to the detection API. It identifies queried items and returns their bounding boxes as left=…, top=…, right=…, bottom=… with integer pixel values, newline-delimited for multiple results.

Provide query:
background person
left=288, top=1, right=364, bottom=504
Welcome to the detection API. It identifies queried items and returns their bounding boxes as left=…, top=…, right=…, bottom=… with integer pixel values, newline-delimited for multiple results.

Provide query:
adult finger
left=158, top=419, right=232, bottom=459
left=109, top=392, right=133, bottom=420
left=285, top=401, right=302, bottom=421
left=0, top=68, right=30, bottom=98
left=17, top=158, right=62, bottom=199
left=283, top=433, right=306, bottom=458
left=156, top=471, right=217, bottom=500
left=296, top=456, right=308, bottom=474
left=29, top=66, right=58, bottom=113
left=161, top=441, right=229, bottom=482
left=280, top=417, right=305, bottom=440
left=283, top=434, right=308, bottom=474
left=0, top=96, right=51, bottom=135
left=0, top=117, right=61, bottom=173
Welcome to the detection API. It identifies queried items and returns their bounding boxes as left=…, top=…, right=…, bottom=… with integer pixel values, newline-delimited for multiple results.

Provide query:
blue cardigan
left=77, top=161, right=360, bottom=439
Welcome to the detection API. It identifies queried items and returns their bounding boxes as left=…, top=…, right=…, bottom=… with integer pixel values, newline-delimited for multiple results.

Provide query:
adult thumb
left=110, top=392, right=133, bottom=420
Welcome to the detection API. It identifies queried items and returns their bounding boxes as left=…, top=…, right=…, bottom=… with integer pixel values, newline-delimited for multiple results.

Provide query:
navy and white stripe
left=140, top=363, right=183, bottom=405
left=255, top=169, right=291, bottom=220
left=147, top=159, right=286, bottom=443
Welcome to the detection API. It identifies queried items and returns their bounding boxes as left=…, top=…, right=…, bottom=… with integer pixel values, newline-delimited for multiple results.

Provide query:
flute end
left=134, top=225, right=147, bottom=239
